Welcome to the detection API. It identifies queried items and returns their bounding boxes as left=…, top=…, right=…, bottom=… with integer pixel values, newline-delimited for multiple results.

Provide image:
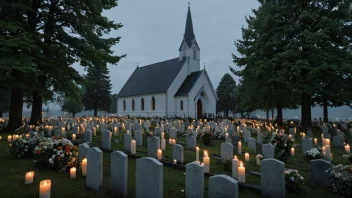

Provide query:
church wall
left=117, top=93, right=167, bottom=117
left=174, top=96, right=188, bottom=118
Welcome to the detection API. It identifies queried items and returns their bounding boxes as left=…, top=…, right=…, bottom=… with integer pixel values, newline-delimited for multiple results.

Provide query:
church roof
left=117, top=57, right=188, bottom=98
left=174, top=70, right=203, bottom=96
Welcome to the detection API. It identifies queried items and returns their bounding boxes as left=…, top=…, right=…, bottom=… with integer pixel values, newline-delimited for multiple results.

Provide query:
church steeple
left=184, top=5, right=195, bottom=47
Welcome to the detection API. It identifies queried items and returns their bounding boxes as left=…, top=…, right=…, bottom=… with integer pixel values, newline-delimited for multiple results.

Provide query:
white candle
left=82, top=158, right=87, bottom=176
left=61, top=127, right=65, bottom=134
left=25, top=171, right=34, bottom=184
left=238, top=161, right=245, bottom=183
left=203, top=151, right=210, bottom=173
left=256, top=155, right=262, bottom=165
left=39, top=180, right=51, bottom=198
left=67, top=125, right=71, bottom=130
left=288, top=134, right=292, bottom=139
left=245, top=153, right=250, bottom=162
left=173, top=139, right=176, bottom=145
left=173, top=159, right=177, bottom=164
left=131, top=140, right=136, bottom=154
left=196, top=147, right=199, bottom=162
left=302, top=133, right=306, bottom=139
left=70, top=167, right=76, bottom=179
left=157, top=149, right=162, bottom=160
left=345, top=144, right=350, bottom=153
left=314, top=138, right=317, bottom=145
left=168, top=138, right=172, bottom=144
left=161, top=132, right=164, bottom=140
left=8, top=135, right=12, bottom=142
left=114, top=127, right=117, bottom=136
left=238, top=141, right=242, bottom=154
left=322, top=146, right=326, bottom=156
left=291, top=148, right=295, bottom=156
left=72, top=134, right=76, bottom=141
left=0, top=136, right=2, bottom=141
left=92, top=127, right=96, bottom=136
left=325, top=139, right=330, bottom=146
left=161, top=139, right=166, bottom=150
left=322, top=137, right=325, bottom=146
left=232, top=156, right=239, bottom=179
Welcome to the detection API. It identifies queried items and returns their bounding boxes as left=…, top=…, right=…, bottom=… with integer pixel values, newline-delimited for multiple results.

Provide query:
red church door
left=197, top=99, right=202, bottom=119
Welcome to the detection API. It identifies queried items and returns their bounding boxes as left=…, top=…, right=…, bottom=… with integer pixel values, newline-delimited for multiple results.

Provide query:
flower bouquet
left=285, top=169, right=304, bottom=191
left=270, top=133, right=293, bottom=160
left=9, top=132, right=39, bottom=158
left=305, top=148, right=322, bottom=160
left=329, top=164, right=352, bottom=196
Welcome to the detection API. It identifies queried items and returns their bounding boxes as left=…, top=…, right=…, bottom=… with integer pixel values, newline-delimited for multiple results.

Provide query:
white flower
left=52, top=155, right=56, bottom=159
left=60, top=154, right=64, bottom=157
left=43, top=146, right=47, bottom=150
left=290, top=177, right=294, bottom=181
left=284, top=143, right=287, bottom=147
left=48, top=158, right=53, bottom=164
left=56, top=151, right=60, bottom=155
left=300, top=176, right=304, bottom=180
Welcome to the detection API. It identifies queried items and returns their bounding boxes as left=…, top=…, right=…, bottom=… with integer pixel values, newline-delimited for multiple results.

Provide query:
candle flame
left=196, top=147, right=199, bottom=150
left=44, top=181, right=47, bottom=185
left=234, top=155, right=237, bottom=160
left=204, top=151, right=208, bottom=158
left=240, top=161, right=243, bottom=167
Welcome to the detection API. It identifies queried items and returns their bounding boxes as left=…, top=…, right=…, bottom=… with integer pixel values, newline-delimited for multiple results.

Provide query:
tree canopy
left=216, top=73, right=236, bottom=117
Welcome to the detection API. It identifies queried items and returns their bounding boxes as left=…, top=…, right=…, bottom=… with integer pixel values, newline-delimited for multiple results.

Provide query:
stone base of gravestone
left=208, top=175, right=239, bottom=198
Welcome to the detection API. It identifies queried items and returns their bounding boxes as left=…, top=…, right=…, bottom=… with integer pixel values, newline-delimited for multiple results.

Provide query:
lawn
left=0, top=128, right=349, bottom=198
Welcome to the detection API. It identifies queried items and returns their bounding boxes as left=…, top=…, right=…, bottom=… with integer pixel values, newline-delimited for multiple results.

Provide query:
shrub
left=285, top=169, right=304, bottom=191
left=329, top=164, right=352, bottom=196
left=270, top=133, right=293, bottom=160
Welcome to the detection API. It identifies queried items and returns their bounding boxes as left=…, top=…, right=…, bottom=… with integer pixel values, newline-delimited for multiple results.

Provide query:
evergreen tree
left=0, top=88, right=11, bottom=117
left=83, top=67, right=112, bottom=116
left=61, top=97, right=83, bottom=117
left=216, top=73, right=236, bottom=118
left=109, top=94, right=118, bottom=113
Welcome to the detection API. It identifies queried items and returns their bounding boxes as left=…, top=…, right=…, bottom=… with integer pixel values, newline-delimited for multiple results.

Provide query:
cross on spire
left=204, top=63, right=206, bottom=69
left=188, top=1, right=190, bottom=7
left=137, top=62, right=139, bottom=67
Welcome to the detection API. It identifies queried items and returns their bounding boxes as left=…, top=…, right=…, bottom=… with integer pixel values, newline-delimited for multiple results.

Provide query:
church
left=117, top=5, right=217, bottom=119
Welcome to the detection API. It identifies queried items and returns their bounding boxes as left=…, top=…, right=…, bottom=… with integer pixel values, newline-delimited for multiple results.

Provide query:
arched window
left=123, top=100, right=126, bottom=111
left=193, top=50, right=196, bottom=59
left=141, top=98, right=144, bottom=111
left=180, top=100, right=184, bottom=111
left=151, top=97, right=155, bottom=111
left=132, top=99, right=135, bottom=111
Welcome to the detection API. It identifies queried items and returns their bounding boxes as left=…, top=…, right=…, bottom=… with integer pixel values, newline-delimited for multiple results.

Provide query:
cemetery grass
left=0, top=130, right=349, bottom=198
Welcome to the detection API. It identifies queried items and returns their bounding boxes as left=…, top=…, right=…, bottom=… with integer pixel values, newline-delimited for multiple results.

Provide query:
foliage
left=343, top=153, right=352, bottom=164
left=222, top=158, right=232, bottom=171
left=198, top=128, right=215, bottom=146
left=61, top=97, right=84, bottom=117
left=270, top=133, right=293, bottom=160
left=216, top=73, right=236, bottom=116
left=8, top=132, right=40, bottom=158
left=305, top=148, right=322, bottom=160
left=285, top=169, right=304, bottom=191
left=109, top=94, right=118, bottom=113
left=329, top=164, right=352, bottom=196
left=0, top=88, right=10, bottom=115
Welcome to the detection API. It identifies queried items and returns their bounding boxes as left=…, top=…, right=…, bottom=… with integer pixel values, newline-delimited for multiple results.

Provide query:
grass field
left=0, top=128, right=349, bottom=198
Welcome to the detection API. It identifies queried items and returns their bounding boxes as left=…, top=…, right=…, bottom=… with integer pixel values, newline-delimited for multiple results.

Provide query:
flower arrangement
left=329, top=164, right=352, bottom=195
left=270, top=133, right=293, bottom=160
left=305, top=148, right=322, bottom=160
left=34, top=136, right=78, bottom=172
left=199, top=128, right=215, bottom=146
left=8, top=132, right=39, bottom=158
left=285, top=169, right=304, bottom=191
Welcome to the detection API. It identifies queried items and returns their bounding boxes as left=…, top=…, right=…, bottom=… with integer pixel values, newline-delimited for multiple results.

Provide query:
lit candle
left=196, top=147, right=199, bottom=162
left=322, top=137, right=325, bottom=146
left=131, top=139, right=136, bottom=154
left=291, top=148, right=295, bottom=156
left=302, top=133, right=306, bottom=139
left=39, top=180, right=51, bottom=198
left=245, top=153, right=250, bottom=162
left=232, top=156, right=239, bottom=179
left=161, top=132, right=164, bottom=140
left=203, top=151, right=210, bottom=173
left=330, top=153, right=333, bottom=160
left=13, top=135, right=17, bottom=140
left=0, top=136, right=2, bottom=141
left=345, top=144, right=350, bottom=153
left=72, top=134, right=76, bottom=141
left=161, top=139, right=166, bottom=150
left=92, top=127, right=96, bottom=136
left=82, top=158, right=87, bottom=176
left=70, top=167, right=76, bottom=179
left=325, top=139, right=330, bottom=146
left=173, top=159, right=177, bottom=164
left=238, top=141, right=242, bottom=154
left=288, top=134, right=292, bottom=139
left=168, top=138, right=172, bottom=144
left=314, top=138, right=317, bottom=145
left=157, top=149, right=162, bottom=160
left=114, top=127, right=117, bottom=136
left=238, top=161, right=245, bottom=183
left=25, top=171, right=34, bottom=184
left=7, top=135, right=12, bottom=142
left=256, top=154, right=262, bottom=165
left=173, top=139, right=176, bottom=145
left=322, top=146, right=326, bottom=156
left=61, top=127, right=65, bottom=134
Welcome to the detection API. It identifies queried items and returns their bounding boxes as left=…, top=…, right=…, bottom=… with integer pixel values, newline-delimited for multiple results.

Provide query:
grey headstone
left=257, top=132, right=263, bottom=144
left=208, top=175, right=239, bottom=198
left=54, top=126, right=60, bottom=136
left=111, top=151, right=128, bottom=197
left=148, top=136, right=160, bottom=158
left=136, top=157, right=163, bottom=198
left=261, top=159, right=285, bottom=198
left=231, top=135, right=239, bottom=146
left=243, top=130, right=251, bottom=142
left=124, top=133, right=132, bottom=154
left=248, top=138, right=257, bottom=153
left=72, top=126, right=79, bottom=135
left=186, top=162, right=204, bottom=198
left=169, top=128, right=177, bottom=138
left=332, top=136, right=344, bottom=148
left=86, top=147, right=103, bottom=191
left=84, top=130, right=93, bottom=143
left=178, top=125, right=185, bottom=133
left=101, top=130, right=112, bottom=150
left=302, top=138, right=313, bottom=154
left=134, top=124, right=142, bottom=132
left=262, top=144, right=274, bottom=159
left=143, top=121, right=149, bottom=131
left=78, top=143, right=90, bottom=162
left=307, top=129, right=313, bottom=137
left=154, top=127, right=161, bottom=136
left=186, top=136, right=196, bottom=150
left=309, top=159, right=332, bottom=187
left=220, top=142, right=234, bottom=159
left=172, top=144, right=184, bottom=163
left=134, top=131, right=143, bottom=146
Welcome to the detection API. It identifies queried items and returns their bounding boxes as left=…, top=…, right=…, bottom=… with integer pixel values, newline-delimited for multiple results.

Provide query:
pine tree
left=83, top=67, right=112, bottom=116
left=216, top=73, right=236, bottom=118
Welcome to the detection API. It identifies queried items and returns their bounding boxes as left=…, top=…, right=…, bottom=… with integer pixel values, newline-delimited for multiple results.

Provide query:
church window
left=132, top=99, right=135, bottom=111
left=151, top=97, right=155, bottom=111
left=180, top=100, right=183, bottom=111
left=123, top=100, right=126, bottom=111
left=183, top=51, right=186, bottom=57
left=141, top=98, right=144, bottom=111
left=193, top=50, right=196, bottom=59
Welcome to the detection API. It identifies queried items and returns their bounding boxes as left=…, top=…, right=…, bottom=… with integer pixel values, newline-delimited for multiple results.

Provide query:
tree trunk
left=0, top=112, right=3, bottom=118
left=301, top=93, right=312, bottom=130
left=276, top=100, right=283, bottom=126
left=30, top=91, right=43, bottom=125
left=94, top=108, right=98, bottom=117
left=226, top=109, right=229, bottom=118
left=266, top=109, right=269, bottom=121
left=323, top=97, right=328, bottom=123
left=8, top=87, right=24, bottom=132
left=271, top=109, right=274, bottom=120
left=72, top=113, right=76, bottom=117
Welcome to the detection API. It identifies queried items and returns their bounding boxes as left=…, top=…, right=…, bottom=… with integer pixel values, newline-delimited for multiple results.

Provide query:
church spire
left=183, top=4, right=195, bottom=47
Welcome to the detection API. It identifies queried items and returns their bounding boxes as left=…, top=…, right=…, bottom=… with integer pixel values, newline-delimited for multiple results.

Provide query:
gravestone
left=186, top=136, right=196, bottom=150
left=178, top=125, right=185, bottom=133
left=101, top=130, right=112, bottom=150
left=231, top=135, right=239, bottom=146
left=78, top=143, right=90, bottom=162
left=134, top=124, right=142, bottom=132
left=257, top=132, right=263, bottom=144
left=84, top=130, right=93, bottom=143
left=332, top=136, right=344, bottom=148
left=208, top=175, right=239, bottom=198
left=307, top=129, right=313, bottom=137
left=134, top=131, right=143, bottom=146
left=243, top=130, right=251, bottom=142
left=60, top=127, right=66, bottom=137
left=220, top=142, right=234, bottom=159
left=186, top=162, right=204, bottom=198
left=289, top=130, right=295, bottom=139
left=111, top=151, right=128, bottom=197
left=302, top=138, right=313, bottom=154
left=309, top=159, right=332, bottom=187
left=72, top=126, right=79, bottom=135
left=54, top=126, right=60, bottom=136
left=154, top=127, right=161, bottom=136
left=169, top=128, right=177, bottom=138
left=136, top=157, right=163, bottom=198
left=262, top=144, right=274, bottom=159
left=172, top=144, right=184, bottom=163
left=124, top=133, right=132, bottom=154
left=86, top=147, right=103, bottom=191
left=148, top=136, right=160, bottom=158
left=248, top=138, right=257, bottom=153
left=261, top=159, right=285, bottom=198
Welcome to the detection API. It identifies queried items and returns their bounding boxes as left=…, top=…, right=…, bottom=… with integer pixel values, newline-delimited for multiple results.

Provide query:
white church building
left=117, top=6, right=217, bottom=119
